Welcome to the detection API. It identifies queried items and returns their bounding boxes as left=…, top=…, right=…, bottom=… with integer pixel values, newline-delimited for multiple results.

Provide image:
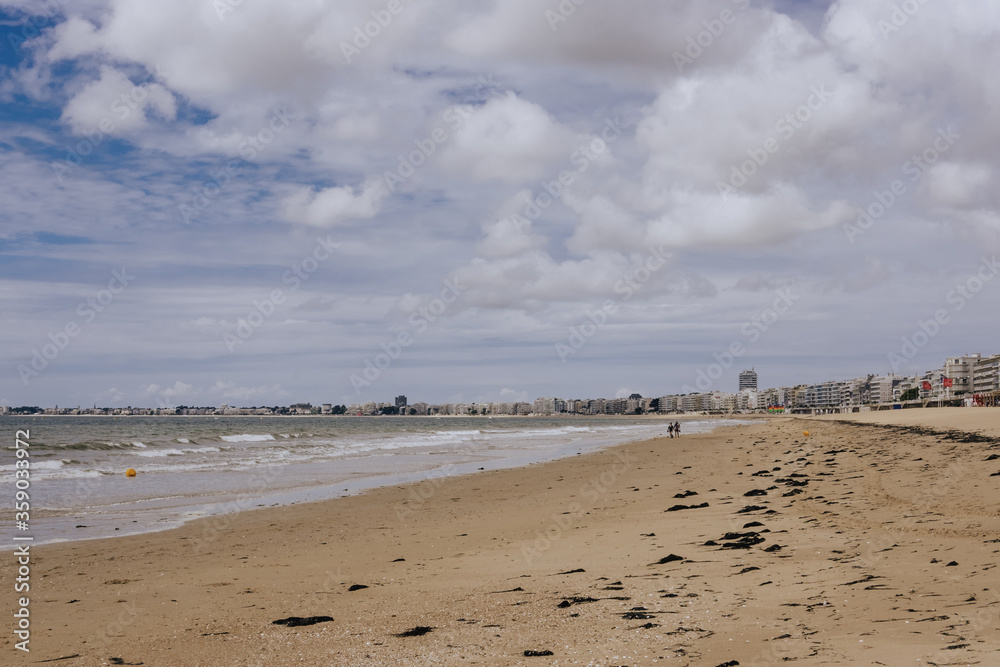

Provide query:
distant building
left=395, top=395, right=408, bottom=411
left=739, top=369, right=758, bottom=392
left=533, top=397, right=556, bottom=415
left=869, top=375, right=903, bottom=404
left=974, top=355, right=1000, bottom=394
left=944, top=354, right=980, bottom=399
left=680, top=394, right=702, bottom=412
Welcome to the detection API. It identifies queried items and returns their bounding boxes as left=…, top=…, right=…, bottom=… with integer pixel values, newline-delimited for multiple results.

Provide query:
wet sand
left=4, top=410, right=999, bottom=665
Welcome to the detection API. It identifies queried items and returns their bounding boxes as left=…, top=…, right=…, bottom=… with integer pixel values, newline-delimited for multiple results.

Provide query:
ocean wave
left=24, top=440, right=141, bottom=451
left=0, top=459, right=104, bottom=481
left=221, top=434, right=276, bottom=443
left=136, top=449, right=185, bottom=458
left=135, top=446, right=221, bottom=458
left=504, top=426, right=595, bottom=437
left=30, top=460, right=65, bottom=470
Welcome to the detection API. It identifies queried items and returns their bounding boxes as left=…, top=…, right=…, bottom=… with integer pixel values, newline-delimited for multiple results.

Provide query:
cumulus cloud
left=439, top=93, right=582, bottom=184
left=62, top=65, right=176, bottom=135
left=282, top=178, right=387, bottom=227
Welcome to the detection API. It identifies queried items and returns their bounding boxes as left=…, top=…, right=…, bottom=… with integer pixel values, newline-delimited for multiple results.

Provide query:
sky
left=2, top=0, right=999, bottom=408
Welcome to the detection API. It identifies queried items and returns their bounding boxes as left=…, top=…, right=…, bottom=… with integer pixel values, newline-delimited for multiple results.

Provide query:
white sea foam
left=136, top=448, right=185, bottom=458
left=0, top=459, right=105, bottom=481
left=30, top=460, right=65, bottom=470
left=221, top=434, right=276, bottom=443
left=136, top=446, right=221, bottom=458
left=176, top=438, right=190, bottom=444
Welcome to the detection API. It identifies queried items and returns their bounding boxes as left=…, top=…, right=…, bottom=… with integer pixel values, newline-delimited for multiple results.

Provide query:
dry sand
left=812, top=406, right=1000, bottom=438
left=4, top=410, right=1000, bottom=665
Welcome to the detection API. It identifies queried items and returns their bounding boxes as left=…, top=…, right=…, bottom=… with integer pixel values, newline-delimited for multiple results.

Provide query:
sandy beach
left=5, top=410, right=1000, bottom=666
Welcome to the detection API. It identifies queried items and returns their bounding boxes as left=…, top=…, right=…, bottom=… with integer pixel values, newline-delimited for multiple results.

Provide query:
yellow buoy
left=126, top=468, right=137, bottom=477
left=803, top=431, right=810, bottom=437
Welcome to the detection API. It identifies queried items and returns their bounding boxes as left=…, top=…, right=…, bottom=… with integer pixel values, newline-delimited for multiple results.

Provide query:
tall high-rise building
left=739, top=369, right=758, bottom=392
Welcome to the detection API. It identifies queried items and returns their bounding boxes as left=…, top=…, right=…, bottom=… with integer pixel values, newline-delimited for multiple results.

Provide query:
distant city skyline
left=8, top=349, right=997, bottom=413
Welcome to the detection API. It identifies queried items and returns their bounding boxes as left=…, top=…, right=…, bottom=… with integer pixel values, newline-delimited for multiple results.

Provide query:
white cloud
left=61, top=65, right=176, bottom=135
left=925, top=162, right=992, bottom=208
left=209, top=381, right=288, bottom=402
left=6, top=0, right=1000, bottom=407
left=282, top=177, right=387, bottom=227
left=95, top=387, right=124, bottom=404
left=439, top=93, right=581, bottom=184
left=641, top=185, right=854, bottom=248
left=143, top=381, right=195, bottom=401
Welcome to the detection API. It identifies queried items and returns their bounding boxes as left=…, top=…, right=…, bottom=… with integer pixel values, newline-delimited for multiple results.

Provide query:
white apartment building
left=974, top=355, right=1000, bottom=393
left=680, top=394, right=702, bottom=412
left=710, top=391, right=737, bottom=412
left=944, top=354, right=981, bottom=398
left=658, top=396, right=677, bottom=413
left=533, top=397, right=556, bottom=414
left=870, top=375, right=903, bottom=404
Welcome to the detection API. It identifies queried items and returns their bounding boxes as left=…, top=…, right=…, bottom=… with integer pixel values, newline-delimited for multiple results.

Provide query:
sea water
left=0, top=415, right=739, bottom=546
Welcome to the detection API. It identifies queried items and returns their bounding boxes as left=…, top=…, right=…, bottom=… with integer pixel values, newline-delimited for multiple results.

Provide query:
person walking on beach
left=674, top=421, right=680, bottom=437
left=668, top=423, right=674, bottom=438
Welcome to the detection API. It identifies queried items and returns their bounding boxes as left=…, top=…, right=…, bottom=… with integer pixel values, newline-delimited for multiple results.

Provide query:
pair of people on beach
left=668, top=421, right=681, bottom=438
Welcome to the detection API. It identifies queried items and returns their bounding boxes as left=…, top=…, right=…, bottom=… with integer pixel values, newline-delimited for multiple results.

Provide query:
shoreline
left=1, top=413, right=751, bottom=418
left=6, top=417, right=743, bottom=550
left=4, top=410, right=998, bottom=664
